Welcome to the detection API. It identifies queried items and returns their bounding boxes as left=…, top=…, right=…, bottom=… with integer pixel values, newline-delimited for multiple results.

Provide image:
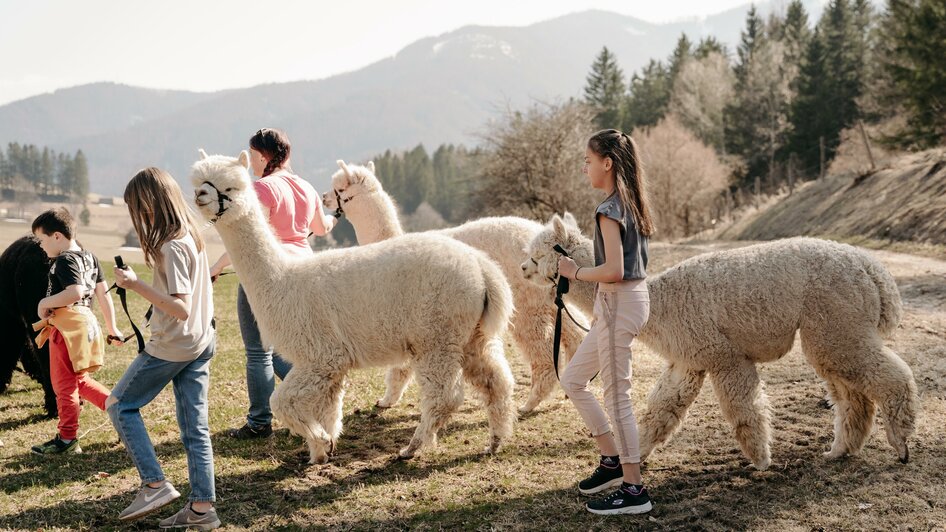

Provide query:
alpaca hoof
left=397, top=447, right=416, bottom=460
left=899, top=445, right=909, bottom=464
left=484, top=436, right=503, bottom=455
left=752, top=457, right=771, bottom=471
left=374, top=400, right=394, bottom=409
left=823, top=448, right=847, bottom=460
left=309, top=453, right=330, bottom=465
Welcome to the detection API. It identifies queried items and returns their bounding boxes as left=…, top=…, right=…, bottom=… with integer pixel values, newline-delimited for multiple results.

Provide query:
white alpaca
left=522, top=213, right=918, bottom=469
left=324, top=160, right=588, bottom=413
left=191, top=150, right=516, bottom=464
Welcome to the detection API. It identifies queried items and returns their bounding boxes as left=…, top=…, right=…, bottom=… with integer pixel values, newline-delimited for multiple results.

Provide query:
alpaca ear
left=367, top=161, right=376, bottom=174
left=562, top=211, right=578, bottom=228
left=238, top=150, right=250, bottom=169
left=337, top=160, right=353, bottom=177
left=198, top=148, right=209, bottom=160
left=551, top=214, right=566, bottom=238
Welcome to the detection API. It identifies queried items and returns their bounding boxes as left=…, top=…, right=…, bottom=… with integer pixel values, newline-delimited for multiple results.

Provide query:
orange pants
left=50, top=328, right=109, bottom=440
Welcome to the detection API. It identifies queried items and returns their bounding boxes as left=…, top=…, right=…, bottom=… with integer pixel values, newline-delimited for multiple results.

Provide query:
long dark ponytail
left=249, top=128, right=292, bottom=177
left=587, top=129, right=655, bottom=237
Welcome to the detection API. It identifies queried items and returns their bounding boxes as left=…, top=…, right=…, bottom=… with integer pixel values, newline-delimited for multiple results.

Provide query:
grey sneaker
left=159, top=502, right=221, bottom=530
left=118, top=481, right=181, bottom=521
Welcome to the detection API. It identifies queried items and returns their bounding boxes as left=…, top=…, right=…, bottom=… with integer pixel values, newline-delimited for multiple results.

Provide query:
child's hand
left=558, top=256, right=579, bottom=280
left=114, top=265, right=138, bottom=288
left=37, top=302, right=54, bottom=320
left=107, top=328, right=125, bottom=346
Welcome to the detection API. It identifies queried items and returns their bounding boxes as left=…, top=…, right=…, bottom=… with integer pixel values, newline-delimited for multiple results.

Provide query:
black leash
left=551, top=244, right=592, bottom=380
left=108, top=255, right=147, bottom=353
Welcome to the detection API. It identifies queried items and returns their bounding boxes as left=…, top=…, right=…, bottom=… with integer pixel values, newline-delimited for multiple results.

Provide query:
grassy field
left=1, top=243, right=945, bottom=531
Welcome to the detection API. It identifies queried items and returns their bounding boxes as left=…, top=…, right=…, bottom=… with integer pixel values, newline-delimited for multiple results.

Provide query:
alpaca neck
left=216, top=203, right=287, bottom=292
left=568, top=233, right=597, bottom=315
left=350, top=192, right=404, bottom=244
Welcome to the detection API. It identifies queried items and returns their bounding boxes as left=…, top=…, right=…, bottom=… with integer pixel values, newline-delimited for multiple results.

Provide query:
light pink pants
left=560, top=279, right=649, bottom=464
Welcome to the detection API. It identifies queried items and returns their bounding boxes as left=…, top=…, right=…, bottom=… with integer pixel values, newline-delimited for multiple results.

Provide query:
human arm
left=209, top=252, right=230, bottom=281
left=37, top=285, right=84, bottom=319
left=309, top=197, right=335, bottom=236
left=558, top=215, right=624, bottom=283
left=93, top=281, right=124, bottom=340
left=114, top=266, right=192, bottom=321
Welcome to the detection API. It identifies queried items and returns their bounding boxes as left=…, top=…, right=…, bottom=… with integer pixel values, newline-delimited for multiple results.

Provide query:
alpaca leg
left=513, top=309, right=558, bottom=414
left=462, top=335, right=515, bottom=454
left=271, top=367, right=345, bottom=465
left=399, top=344, right=465, bottom=459
left=822, top=378, right=875, bottom=459
left=638, top=363, right=706, bottom=461
left=802, top=330, right=917, bottom=464
left=376, top=365, right=412, bottom=408
left=19, top=339, right=57, bottom=418
left=710, top=360, right=772, bottom=470
left=0, top=320, right=20, bottom=394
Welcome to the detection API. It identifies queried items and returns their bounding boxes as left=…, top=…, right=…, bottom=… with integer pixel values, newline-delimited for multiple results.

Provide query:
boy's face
left=33, top=229, right=67, bottom=258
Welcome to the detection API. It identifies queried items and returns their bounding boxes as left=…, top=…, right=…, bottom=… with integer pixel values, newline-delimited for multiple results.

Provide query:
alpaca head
left=190, top=149, right=256, bottom=225
left=323, top=159, right=382, bottom=215
left=521, top=212, right=584, bottom=285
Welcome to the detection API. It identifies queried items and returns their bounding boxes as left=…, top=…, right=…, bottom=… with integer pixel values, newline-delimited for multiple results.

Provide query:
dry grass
left=1, top=243, right=945, bottom=531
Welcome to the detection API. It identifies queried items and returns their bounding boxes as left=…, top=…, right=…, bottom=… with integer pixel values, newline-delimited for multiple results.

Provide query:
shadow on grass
left=0, top=411, right=49, bottom=432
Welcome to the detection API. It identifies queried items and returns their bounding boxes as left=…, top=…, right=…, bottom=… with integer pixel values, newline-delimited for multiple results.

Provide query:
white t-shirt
left=145, top=233, right=215, bottom=361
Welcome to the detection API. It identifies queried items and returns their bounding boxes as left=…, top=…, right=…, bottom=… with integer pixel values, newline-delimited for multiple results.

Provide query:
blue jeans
left=107, top=339, right=216, bottom=502
left=237, top=284, right=292, bottom=428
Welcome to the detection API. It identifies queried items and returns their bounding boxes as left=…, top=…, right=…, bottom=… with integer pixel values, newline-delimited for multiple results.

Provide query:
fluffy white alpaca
left=325, top=160, right=588, bottom=413
left=191, top=150, right=516, bottom=464
left=522, top=213, right=918, bottom=470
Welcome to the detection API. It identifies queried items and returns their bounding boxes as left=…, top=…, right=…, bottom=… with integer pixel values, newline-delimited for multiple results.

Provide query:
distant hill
left=717, top=149, right=946, bottom=248
left=0, top=2, right=825, bottom=195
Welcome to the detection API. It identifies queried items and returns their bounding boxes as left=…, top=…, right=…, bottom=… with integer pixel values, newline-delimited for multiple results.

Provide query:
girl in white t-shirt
left=107, top=167, right=220, bottom=530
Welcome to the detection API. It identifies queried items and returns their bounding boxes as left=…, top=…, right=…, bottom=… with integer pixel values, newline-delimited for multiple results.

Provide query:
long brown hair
left=124, top=167, right=205, bottom=267
left=249, top=128, right=292, bottom=177
left=587, top=129, right=655, bottom=236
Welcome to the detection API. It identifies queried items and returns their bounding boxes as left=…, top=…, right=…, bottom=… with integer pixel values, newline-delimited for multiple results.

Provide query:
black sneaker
left=578, top=457, right=624, bottom=495
left=586, top=484, right=653, bottom=515
left=31, top=434, right=82, bottom=455
left=227, top=423, right=273, bottom=440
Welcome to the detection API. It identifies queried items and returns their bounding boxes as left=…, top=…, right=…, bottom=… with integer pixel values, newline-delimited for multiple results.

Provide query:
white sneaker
left=118, top=481, right=181, bottom=521
left=159, top=502, right=221, bottom=530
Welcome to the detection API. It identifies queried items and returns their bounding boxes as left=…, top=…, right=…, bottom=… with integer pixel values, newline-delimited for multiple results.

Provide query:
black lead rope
left=551, top=244, right=594, bottom=382
left=108, top=255, right=147, bottom=353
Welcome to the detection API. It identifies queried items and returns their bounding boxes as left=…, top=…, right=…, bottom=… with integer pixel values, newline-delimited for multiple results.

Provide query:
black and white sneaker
left=578, top=456, right=624, bottom=495
left=586, top=484, right=653, bottom=515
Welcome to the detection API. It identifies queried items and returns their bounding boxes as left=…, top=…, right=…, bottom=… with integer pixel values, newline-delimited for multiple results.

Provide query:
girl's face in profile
left=249, top=148, right=268, bottom=178
left=584, top=147, right=614, bottom=192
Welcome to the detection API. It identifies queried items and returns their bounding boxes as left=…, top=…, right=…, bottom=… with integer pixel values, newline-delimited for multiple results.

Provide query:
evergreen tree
left=875, top=0, right=946, bottom=148
left=73, top=150, right=89, bottom=200
left=668, top=33, right=693, bottom=87
left=694, top=36, right=727, bottom=59
left=583, top=46, right=626, bottom=129
left=623, top=59, right=671, bottom=131
left=40, top=147, right=54, bottom=194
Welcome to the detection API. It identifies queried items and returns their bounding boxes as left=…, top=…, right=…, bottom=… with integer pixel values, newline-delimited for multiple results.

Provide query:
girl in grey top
left=557, top=129, right=657, bottom=516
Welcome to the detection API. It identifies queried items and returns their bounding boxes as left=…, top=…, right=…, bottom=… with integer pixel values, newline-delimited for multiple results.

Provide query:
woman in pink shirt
left=209, top=128, right=335, bottom=439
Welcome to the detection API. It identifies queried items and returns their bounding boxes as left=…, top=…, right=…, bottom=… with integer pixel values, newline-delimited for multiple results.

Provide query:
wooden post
left=819, top=136, right=826, bottom=179
left=754, top=176, right=761, bottom=207
left=858, top=119, right=876, bottom=170
left=788, top=153, right=796, bottom=195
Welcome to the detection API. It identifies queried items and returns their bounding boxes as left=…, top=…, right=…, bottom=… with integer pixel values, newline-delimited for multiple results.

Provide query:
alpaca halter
left=331, top=188, right=357, bottom=219
left=198, top=181, right=232, bottom=224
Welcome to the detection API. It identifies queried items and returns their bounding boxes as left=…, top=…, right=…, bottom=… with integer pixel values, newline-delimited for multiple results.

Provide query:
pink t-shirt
left=253, top=169, right=328, bottom=256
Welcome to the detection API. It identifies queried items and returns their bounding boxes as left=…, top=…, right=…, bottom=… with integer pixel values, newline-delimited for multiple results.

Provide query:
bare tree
left=669, top=52, right=735, bottom=152
left=473, top=101, right=600, bottom=231
left=634, top=115, right=731, bottom=239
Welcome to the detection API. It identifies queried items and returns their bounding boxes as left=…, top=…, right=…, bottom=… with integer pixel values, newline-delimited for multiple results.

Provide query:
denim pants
left=237, top=284, right=292, bottom=428
left=106, top=339, right=216, bottom=502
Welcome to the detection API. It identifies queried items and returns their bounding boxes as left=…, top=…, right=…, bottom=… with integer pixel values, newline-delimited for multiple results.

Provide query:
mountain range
left=0, top=2, right=827, bottom=195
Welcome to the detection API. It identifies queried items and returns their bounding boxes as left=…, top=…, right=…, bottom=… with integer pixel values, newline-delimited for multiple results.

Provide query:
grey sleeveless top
left=593, top=192, right=648, bottom=280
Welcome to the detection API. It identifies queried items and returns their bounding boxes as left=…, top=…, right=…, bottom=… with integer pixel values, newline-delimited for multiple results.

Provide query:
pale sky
left=0, top=0, right=783, bottom=106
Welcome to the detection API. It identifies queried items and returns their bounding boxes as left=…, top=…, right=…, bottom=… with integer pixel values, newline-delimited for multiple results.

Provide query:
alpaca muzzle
left=196, top=181, right=232, bottom=223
